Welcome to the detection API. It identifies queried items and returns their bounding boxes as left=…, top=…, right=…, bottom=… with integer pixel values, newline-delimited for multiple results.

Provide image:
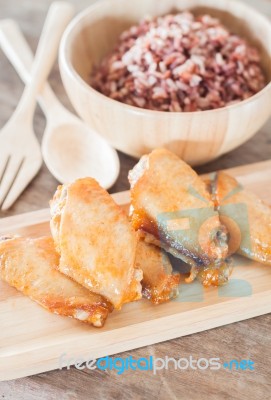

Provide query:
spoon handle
left=5, top=2, right=74, bottom=123
left=0, top=19, right=65, bottom=117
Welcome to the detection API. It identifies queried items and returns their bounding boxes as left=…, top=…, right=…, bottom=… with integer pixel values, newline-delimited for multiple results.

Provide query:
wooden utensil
left=0, top=160, right=270, bottom=381
left=59, top=0, right=271, bottom=165
left=0, top=2, right=74, bottom=211
left=0, top=21, right=120, bottom=188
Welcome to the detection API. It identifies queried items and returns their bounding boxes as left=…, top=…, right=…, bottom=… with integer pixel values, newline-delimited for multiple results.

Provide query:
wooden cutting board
left=0, top=160, right=271, bottom=382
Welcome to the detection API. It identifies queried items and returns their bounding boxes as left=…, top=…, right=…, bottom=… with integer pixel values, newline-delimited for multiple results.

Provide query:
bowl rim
left=60, top=0, right=271, bottom=117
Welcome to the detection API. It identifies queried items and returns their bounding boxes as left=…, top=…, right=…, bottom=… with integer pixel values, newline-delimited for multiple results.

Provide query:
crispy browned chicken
left=50, top=178, right=142, bottom=310
left=129, top=149, right=229, bottom=285
left=0, top=236, right=112, bottom=327
left=209, top=171, right=271, bottom=266
left=135, top=237, right=180, bottom=304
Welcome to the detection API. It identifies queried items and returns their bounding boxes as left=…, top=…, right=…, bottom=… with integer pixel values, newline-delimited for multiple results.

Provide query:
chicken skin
left=50, top=178, right=142, bottom=310
left=210, top=171, right=271, bottom=265
left=0, top=236, right=112, bottom=327
left=129, top=149, right=229, bottom=286
left=135, top=238, right=180, bottom=304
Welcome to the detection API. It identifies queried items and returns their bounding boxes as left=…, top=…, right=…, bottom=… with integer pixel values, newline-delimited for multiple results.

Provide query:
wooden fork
left=0, top=2, right=73, bottom=211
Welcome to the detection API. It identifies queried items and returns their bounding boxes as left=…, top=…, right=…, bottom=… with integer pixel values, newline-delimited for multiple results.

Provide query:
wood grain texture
left=0, top=161, right=271, bottom=383
left=59, top=0, right=271, bottom=164
left=0, top=0, right=271, bottom=398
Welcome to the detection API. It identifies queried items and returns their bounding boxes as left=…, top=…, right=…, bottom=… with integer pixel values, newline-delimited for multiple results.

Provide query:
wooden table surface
left=0, top=0, right=271, bottom=398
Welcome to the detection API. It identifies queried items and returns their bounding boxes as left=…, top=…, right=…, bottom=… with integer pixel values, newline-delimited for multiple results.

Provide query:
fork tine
left=0, top=156, right=11, bottom=186
left=1, top=157, right=41, bottom=211
left=0, top=157, right=25, bottom=210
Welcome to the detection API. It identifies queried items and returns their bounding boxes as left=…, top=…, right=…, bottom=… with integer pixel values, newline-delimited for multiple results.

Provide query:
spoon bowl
left=0, top=20, right=120, bottom=189
left=0, top=3, right=74, bottom=210
left=42, top=121, right=120, bottom=187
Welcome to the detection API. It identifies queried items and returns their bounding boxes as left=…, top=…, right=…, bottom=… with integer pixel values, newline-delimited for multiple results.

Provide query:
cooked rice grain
left=90, top=12, right=266, bottom=112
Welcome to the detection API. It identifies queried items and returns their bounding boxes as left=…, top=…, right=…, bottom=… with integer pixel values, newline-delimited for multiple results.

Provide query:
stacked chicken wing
left=1, top=148, right=270, bottom=327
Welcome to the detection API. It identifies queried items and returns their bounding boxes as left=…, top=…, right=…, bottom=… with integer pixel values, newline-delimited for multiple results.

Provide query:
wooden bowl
left=59, top=0, right=271, bottom=165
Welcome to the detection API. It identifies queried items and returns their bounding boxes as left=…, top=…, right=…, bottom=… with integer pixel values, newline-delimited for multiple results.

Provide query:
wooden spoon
left=0, top=20, right=120, bottom=189
left=0, top=2, right=74, bottom=211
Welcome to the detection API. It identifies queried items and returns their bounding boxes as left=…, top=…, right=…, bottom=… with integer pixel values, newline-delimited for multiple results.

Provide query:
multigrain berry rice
left=90, top=12, right=266, bottom=112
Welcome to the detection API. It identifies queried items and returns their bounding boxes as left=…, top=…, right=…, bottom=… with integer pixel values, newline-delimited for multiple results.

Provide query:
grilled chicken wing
left=129, top=149, right=228, bottom=274
left=50, top=178, right=142, bottom=310
left=135, top=237, right=180, bottom=304
left=210, top=171, right=271, bottom=265
left=0, top=236, right=112, bottom=327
